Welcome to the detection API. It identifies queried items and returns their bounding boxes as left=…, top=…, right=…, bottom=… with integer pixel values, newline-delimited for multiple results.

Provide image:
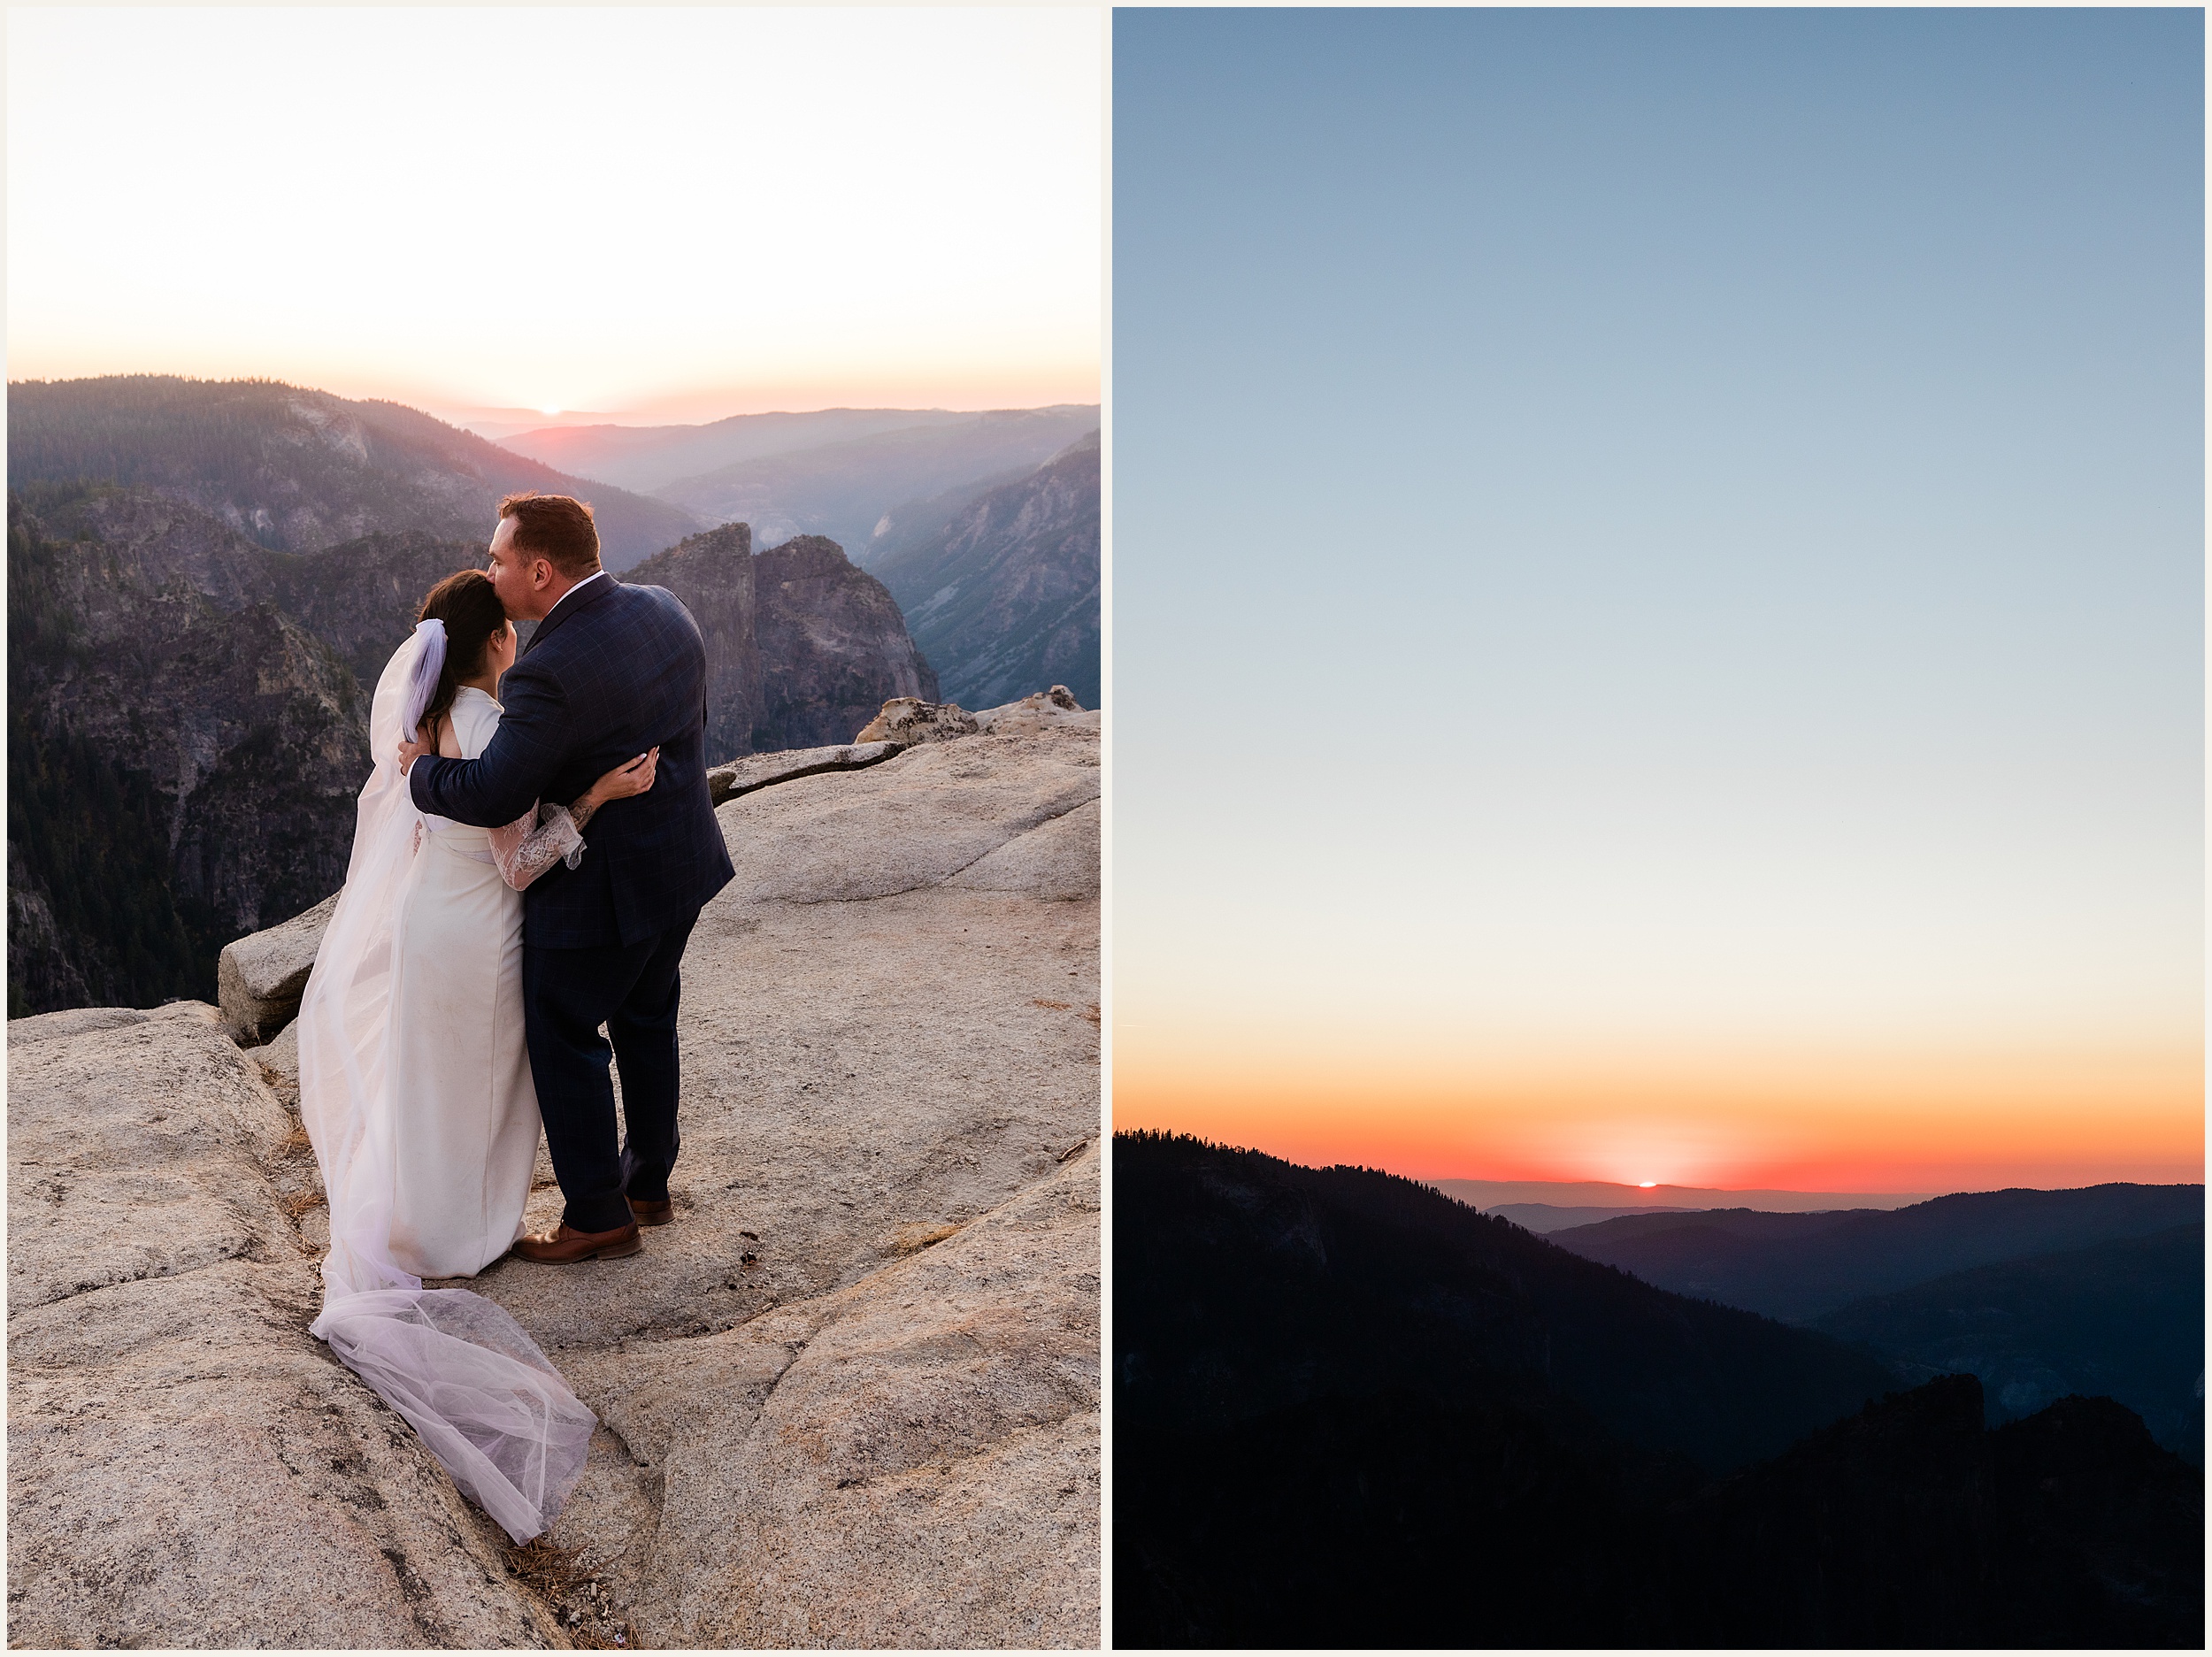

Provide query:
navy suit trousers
left=522, top=910, right=700, bottom=1234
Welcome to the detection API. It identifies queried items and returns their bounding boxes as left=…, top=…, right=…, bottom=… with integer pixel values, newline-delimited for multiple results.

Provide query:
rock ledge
left=10, top=696, right=1101, bottom=1649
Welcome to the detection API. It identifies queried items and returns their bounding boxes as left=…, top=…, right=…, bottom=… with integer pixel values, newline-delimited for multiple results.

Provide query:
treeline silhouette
left=1115, top=1132, right=2203, bottom=1647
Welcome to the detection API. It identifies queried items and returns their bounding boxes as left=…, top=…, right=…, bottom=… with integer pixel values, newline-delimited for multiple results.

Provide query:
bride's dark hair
left=416, top=570, right=510, bottom=736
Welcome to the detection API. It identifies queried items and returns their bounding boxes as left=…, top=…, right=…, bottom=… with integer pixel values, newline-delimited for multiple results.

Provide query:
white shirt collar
left=542, top=568, right=609, bottom=625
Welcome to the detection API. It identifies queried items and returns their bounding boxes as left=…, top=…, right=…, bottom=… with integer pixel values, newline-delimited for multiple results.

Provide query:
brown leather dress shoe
left=512, top=1221, right=642, bottom=1262
left=628, top=1196, right=673, bottom=1227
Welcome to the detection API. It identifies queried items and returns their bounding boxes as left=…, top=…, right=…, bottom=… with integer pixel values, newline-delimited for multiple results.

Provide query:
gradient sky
left=7, top=6, right=1102, bottom=421
left=1111, top=8, right=2204, bottom=1193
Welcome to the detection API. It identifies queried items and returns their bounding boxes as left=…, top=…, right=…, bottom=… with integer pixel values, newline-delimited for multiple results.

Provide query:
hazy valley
left=875, top=431, right=1101, bottom=710
left=496, top=403, right=1097, bottom=564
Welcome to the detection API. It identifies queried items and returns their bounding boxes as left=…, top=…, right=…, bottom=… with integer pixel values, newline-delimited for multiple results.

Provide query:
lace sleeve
left=488, top=802, right=586, bottom=891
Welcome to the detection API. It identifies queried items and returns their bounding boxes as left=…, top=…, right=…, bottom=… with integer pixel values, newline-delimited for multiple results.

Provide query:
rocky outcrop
left=856, top=697, right=982, bottom=747
left=974, top=685, right=1091, bottom=738
left=624, top=527, right=938, bottom=763
left=1658, top=1376, right=2206, bottom=1647
left=622, top=523, right=764, bottom=761
left=753, top=536, right=940, bottom=751
left=705, top=740, right=903, bottom=807
left=217, top=892, right=341, bottom=1044
left=8, top=705, right=1101, bottom=1648
left=7, top=375, right=703, bottom=569
left=874, top=433, right=1099, bottom=710
left=7, top=1001, right=568, bottom=1648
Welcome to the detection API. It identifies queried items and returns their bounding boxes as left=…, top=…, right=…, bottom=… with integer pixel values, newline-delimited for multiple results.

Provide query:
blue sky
left=1111, top=8, right=2203, bottom=1188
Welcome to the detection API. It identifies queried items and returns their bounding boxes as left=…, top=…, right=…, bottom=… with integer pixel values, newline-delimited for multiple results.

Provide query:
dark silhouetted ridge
left=1117, top=1130, right=1893, bottom=1471
left=1816, top=1222, right=2205, bottom=1461
left=1660, top=1376, right=2202, bottom=1648
left=1114, top=1132, right=2205, bottom=1649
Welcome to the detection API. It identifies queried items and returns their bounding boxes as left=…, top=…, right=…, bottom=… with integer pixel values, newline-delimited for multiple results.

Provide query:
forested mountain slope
left=1816, top=1222, right=2205, bottom=1459
left=9, top=376, right=703, bottom=569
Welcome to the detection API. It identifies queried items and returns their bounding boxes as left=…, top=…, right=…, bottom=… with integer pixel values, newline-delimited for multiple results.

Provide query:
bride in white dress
left=296, top=568, right=656, bottom=1540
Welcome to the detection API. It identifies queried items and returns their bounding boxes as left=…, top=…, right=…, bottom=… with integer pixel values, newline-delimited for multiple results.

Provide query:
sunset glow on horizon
left=1114, top=11, right=2204, bottom=1199
left=1113, top=1038, right=2205, bottom=1193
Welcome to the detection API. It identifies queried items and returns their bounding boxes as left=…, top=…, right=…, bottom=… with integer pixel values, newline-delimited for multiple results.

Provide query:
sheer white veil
left=296, top=621, right=595, bottom=1542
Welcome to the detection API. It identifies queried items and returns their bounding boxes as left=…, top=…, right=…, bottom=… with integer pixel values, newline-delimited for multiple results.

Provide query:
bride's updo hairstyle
left=415, top=570, right=511, bottom=733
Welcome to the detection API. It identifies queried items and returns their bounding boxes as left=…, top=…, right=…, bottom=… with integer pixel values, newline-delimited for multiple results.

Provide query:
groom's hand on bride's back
left=396, top=721, right=434, bottom=775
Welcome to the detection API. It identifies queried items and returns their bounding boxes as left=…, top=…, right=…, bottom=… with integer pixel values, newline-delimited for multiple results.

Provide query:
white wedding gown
left=388, top=687, right=541, bottom=1277
left=296, top=625, right=595, bottom=1543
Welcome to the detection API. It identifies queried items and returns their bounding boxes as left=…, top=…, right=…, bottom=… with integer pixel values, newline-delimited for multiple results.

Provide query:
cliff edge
left=7, top=696, right=1101, bottom=1648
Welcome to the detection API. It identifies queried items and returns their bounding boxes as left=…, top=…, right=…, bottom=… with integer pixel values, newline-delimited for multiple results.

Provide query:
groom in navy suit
left=402, top=492, right=734, bottom=1262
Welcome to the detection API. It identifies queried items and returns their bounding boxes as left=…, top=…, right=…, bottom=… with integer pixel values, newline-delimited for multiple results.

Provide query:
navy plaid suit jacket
left=408, top=574, right=735, bottom=949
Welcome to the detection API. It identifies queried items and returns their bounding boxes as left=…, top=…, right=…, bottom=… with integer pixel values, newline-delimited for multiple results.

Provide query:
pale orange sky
left=1112, top=857, right=2204, bottom=1192
left=8, top=8, right=1102, bottom=423
left=1114, top=1032, right=2205, bottom=1192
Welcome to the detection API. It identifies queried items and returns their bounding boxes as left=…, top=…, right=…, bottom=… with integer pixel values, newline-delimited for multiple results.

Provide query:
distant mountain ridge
left=495, top=407, right=1076, bottom=495
left=1548, top=1183, right=2204, bottom=1321
left=646, top=408, right=1101, bottom=559
left=873, top=431, right=1100, bottom=710
left=1486, top=1202, right=1703, bottom=1232
left=7, top=376, right=704, bottom=570
left=1435, top=1176, right=1929, bottom=1213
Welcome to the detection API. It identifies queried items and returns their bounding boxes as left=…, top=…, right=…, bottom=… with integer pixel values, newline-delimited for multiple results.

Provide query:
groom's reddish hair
left=497, top=492, right=602, bottom=578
